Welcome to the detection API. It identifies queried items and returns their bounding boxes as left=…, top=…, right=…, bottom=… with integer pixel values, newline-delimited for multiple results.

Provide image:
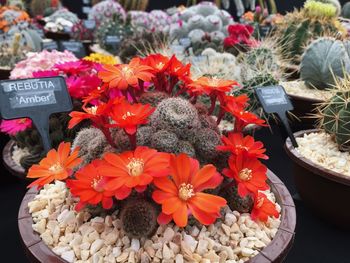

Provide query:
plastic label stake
left=60, top=41, right=86, bottom=58
left=0, top=77, right=73, bottom=152
left=255, top=85, right=298, bottom=148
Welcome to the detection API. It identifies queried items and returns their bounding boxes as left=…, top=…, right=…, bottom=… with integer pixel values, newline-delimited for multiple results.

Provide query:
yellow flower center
left=17, top=118, right=27, bottom=124
left=178, top=183, right=195, bottom=201
left=256, top=196, right=264, bottom=208
left=122, top=111, right=135, bottom=120
left=238, top=168, right=253, bottom=181
left=156, top=62, right=165, bottom=69
left=121, top=66, right=133, bottom=78
left=126, top=158, right=144, bottom=177
left=48, top=162, right=64, bottom=174
left=87, top=106, right=98, bottom=115
left=208, top=77, right=220, bottom=86
left=91, top=176, right=104, bottom=192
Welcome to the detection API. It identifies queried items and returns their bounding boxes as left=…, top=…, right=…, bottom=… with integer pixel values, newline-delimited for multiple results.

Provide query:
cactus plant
left=0, top=6, right=30, bottom=32
left=317, top=81, right=350, bottom=151
left=167, top=2, right=234, bottom=55
left=7, top=23, right=42, bottom=52
left=29, top=0, right=61, bottom=17
left=118, top=0, right=149, bottom=11
left=88, top=0, right=126, bottom=26
left=300, top=37, right=350, bottom=90
left=0, top=33, right=29, bottom=69
left=314, top=0, right=341, bottom=15
left=276, top=1, right=346, bottom=65
left=128, top=10, right=170, bottom=33
left=342, top=2, right=350, bottom=18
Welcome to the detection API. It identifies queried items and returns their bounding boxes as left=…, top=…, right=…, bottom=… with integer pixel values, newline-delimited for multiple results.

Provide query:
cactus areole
left=0, top=76, right=72, bottom=151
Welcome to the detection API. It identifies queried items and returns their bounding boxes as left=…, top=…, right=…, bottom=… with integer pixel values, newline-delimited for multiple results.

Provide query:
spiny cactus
left=342, top=2, right=350, bottom=19
left=219, top=182, right=254, bottom=213
left=189, top=48, right=241, bottom=82
left=150, top=130, right=179, bottom=153
left=72, top=127, right=108, bottom=166
left=139, top=91, right=169, bottom=107
left=314, top=0, right=341, bottom=15
left=300, top=37, right=350, bottom=90
left=7, top=24, right=42, bottom=52
left=118, top=0, right=149, bottom=11
left=96, top=15, right=134, bottom=55
left=304, top=0, right=337, bottom=18
left=30, top=0, right=60, bottom=17
left=88, top=0, right=126, bottom=26
left=318, top=87, right=350, bottom=151
left=120, top=198, right=159, bottom=238
left=0, top=33, right=28, bottom=68
left=150, top=97, right=201, bottom=140
left=193, top=128, right=222, bottom=161
left=276, top=2, right=346, bottom=65
left=0, top=6, right=30, bottom=32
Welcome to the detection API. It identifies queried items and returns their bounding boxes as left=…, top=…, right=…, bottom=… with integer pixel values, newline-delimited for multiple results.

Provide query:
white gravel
left=28, top=181, right=281, bottom=263
left=296, top=132, right=350, bottom=176
left=282, top=81, right=334, bottom=101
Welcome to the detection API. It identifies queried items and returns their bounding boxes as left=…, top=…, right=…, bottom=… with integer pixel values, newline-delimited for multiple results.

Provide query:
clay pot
left=45, top=31, right=71, bottom=41
left=285, top=129, right=350, bottom=229
left=2, top=140, right=26, bottom=180
left=18, top=170, right=296, bottom=263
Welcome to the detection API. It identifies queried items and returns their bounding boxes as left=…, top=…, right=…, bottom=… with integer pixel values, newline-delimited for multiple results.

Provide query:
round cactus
left=193, top=128, right=221, bottom=161
left=150, top=98, right=201, bottom=140
left=342, top=2, right=350, bottom=18
left=219, top=183, right=254, bottom=213
left=88, top=0, right=126, bottom=25
left=300, top=38, right=350, bottom=90
left=150, top=130, right=179, bottom=153
left=314, top=0, right=341, bottom=15
left=139, top=91, right=169, bottom=107
left=120, top=198, right=159, bottom=238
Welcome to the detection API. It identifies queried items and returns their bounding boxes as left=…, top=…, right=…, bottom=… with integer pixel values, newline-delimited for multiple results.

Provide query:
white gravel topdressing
left=296, top=132, right=350, bottom=176
left=28, top=181, right=281, bottom=263
left=12, top=145, right=30, bottom=167
left=282, top=81, right=333, bottom=101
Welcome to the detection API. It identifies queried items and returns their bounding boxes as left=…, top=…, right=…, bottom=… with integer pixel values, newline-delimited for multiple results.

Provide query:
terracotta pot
left=285, top=129, right=350, bottom=229
left=0, top=67, right=11, bottom=80
left=18, top=170, right=296, bottom=263
left=2, top=140, right=26, bottom=180
left=288, top=94, right=323, bottom=130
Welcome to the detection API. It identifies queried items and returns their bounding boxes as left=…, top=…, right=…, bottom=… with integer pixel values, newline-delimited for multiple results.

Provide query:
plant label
left=60, top=41, right=86, bottom=58
left=41, top=40, right=59, bottom=51
left=105, top=35, right=121, bottom=51
left=0, top=77, right=73, bottom=151
left=83, top=19, right=96, bottom=30
left=255, top=85, right=298, bottom=147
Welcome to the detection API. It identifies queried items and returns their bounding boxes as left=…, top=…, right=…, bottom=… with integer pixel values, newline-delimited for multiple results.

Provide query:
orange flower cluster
left=27, top=53, right=279, bottom=226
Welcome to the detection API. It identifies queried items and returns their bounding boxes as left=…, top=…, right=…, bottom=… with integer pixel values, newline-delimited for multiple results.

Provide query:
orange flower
left=27, top=142, right=82, bottom=189
left=98, top=146, right=170, bottom=200
left=66, top=160, right=114, bottom=211
left=143, top=54, right=170, bottom=73
left=152, top=154, right=226, bottom=227
left=167, top=55, right=191, bottom=78
left=98, top=57, right=154, bottom=90
left=68, top=104, right=107, bottom=129
left=251, top=192, right=279, bottom=222
left=222, top=154, right=269, bottom=197
left=110, top=100, right=155, bottom=135
left=189, top=77, right=238, bottom=95
left=217, top=132, right=268, bottom=160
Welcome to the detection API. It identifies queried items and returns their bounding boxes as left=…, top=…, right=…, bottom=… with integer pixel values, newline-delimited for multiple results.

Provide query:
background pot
left=0, top=67, right=11, bottom=80
left=285, top=129, right=350, bottom=229
left=3, top=140, right=27, bottom=180
left=18, top=170, right=296, bottom=263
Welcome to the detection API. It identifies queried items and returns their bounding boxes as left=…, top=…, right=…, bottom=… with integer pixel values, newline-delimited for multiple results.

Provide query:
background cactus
left=342, top=2, right=350, bottom=18
left=128, top=10, right=171, bottom=34
left=317, top=82, right=350, bottom=151
left=276, top=0, right=346, bottom=65
left=314, top=0, right=341, bottom=15
left=7, top=22, right=42, bottom=52
left=29, top=0, right=61, bottom=17
left=120, top=198, right=159, bottom=238
left=300, top=37, right=350, bottom=90
left=118, top=0, right=149, bottom=11
left=0, top=6, right=30, bottom=33
left=167, top=2, right=234, bottom=55
left=0, top=33, right=29, bottom=69
left=88, top=0, right=126, bottom=26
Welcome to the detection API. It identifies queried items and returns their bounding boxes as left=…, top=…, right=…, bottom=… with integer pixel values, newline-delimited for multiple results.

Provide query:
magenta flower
left=32, top=70, right=59, bottom=78
left=0, top=119, right=32, bottom=135
left=55, top=61, right=90, bottom=75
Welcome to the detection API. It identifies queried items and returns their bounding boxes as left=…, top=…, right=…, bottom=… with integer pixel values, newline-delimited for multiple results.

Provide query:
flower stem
left=216, top=107, right=225, bottom=125
left=209, top=95, right=217, bottom=115
left=100, top=126, right=116, bottom=148
left=127, top=132, right=136, bottom=150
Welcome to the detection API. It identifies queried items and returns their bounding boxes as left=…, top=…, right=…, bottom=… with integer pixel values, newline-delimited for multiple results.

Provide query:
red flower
left=98, top=146, right=170, bottom=200
left=222, top=153, right=269, bottom=197
left=223, top=37, right=239, bottom=48
left=98, top=57, right=154, bottom=90
left=251, top=192, right=279, bottom=222
left=167, top=55, right=191, bottom=78
left=217, top=132, right=268, bottom=160
left=188, top=77, right=238, bottom=95
left=109, top=100, right=155, bottom=135
left=66, top=160, right=114, bottom=211
left=143, top=54, right=170, bottom=73
left=27, top=142, right=81, bottom=189
left=153, top=154, right=226, bottom=227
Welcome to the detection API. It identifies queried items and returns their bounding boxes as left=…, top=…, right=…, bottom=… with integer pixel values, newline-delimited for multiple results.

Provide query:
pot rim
left=2, top=139, right=26, bottom=180
left=287, top=93, right=325, bottom=103
left=18, top=170, right=295, bottom=263
left=285, top=129, right=350, bottom=186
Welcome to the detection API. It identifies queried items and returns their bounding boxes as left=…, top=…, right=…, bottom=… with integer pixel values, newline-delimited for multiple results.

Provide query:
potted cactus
left=18, top=53, right=295, bottom=263
left=285, top=75, right=350, bottom=228
left=283, top=37, right=350, bottom=127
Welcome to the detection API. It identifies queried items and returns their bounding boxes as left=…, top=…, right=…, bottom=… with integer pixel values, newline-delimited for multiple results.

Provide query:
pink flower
left=55, top=61, right=90, bottom=75
left=67, top=75, right=101, bottom=99
left=0, top=118, right=32, bottom=135
left=32, top=70, right=59, bottom=78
